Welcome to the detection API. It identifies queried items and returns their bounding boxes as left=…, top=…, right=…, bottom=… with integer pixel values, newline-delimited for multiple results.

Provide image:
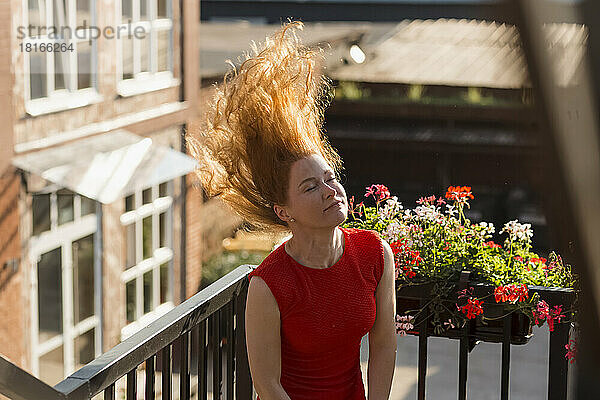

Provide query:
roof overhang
left=12, top=130, right=199, bottom=204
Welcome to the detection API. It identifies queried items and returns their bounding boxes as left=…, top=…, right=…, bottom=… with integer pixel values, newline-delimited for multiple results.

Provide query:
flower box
left=397, top=283, right=533, bottom=346
left=342, top=184, right=578, bottom=360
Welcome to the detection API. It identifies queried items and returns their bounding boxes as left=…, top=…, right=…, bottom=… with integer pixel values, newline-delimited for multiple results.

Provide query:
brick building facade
left=0, top=0, right=204, bottom=386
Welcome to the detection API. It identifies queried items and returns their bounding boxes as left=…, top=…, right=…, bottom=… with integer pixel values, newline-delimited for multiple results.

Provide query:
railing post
left=501, top=314, right=512, bottom=400
left=198, top=320, right=208, bottom=400
left=458, top=333, right=469, bottom=400
left=548, top=322, right=570, bottom=400
left=417, top=299, right=429, bottom=400
left=226, top=301, right=235, bottom=400
left=180, top=333, right=190, bottom=400
left=162, top=345, right=172, bottom=400
left=235, top=278, right=253, bottom=400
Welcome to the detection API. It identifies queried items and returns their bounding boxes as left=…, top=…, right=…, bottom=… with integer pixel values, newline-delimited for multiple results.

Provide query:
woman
left=188, top=21, right=397, bottom=400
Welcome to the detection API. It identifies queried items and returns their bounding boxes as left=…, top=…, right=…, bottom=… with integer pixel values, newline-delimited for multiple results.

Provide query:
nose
left=322, top=180, right=337, bottom=198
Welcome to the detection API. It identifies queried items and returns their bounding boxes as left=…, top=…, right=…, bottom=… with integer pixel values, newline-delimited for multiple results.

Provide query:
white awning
left=13, top=130, right=199, bottom=204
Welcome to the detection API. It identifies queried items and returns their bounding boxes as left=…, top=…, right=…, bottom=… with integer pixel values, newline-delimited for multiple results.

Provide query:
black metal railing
left=0, top=264, right=575, bottom=400
left=398, top=280, right=575, bottom=400
left=0, top=264, right=255, bottom=400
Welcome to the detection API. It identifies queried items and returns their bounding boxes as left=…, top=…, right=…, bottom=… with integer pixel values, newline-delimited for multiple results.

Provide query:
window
left=120, top=181, right=173, bottom=338
left=23, top=0, right=100, bottom=115
left=33, top=188, right=96, bottom=236
left=117, top=0, right=175, bottom=96
left=30, top=188, right=99, bottom=384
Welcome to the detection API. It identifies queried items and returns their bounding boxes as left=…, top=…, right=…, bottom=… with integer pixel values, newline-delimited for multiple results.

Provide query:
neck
left=286, top=227, right=344, bottom=269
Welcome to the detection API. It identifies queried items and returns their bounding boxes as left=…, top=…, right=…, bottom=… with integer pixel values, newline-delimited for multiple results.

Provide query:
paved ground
left=360, top=326, right=575, bottom=400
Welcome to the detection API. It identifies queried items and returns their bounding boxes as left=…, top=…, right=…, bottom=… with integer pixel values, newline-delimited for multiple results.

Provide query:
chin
left=332, top=210, right=348, bottom=226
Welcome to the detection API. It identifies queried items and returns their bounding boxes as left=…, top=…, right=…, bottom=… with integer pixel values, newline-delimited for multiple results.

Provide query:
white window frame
left=116, top=0, right=178, bottom=97
left=22, top=0, right=102, bottom=116
left=29, top=188, right=102, bottom=381
left=120, top=181, right=174, bottom=340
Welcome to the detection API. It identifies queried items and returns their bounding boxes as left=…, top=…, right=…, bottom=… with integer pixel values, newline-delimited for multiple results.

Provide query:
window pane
left=74, top=328, right=95, bottom=369
left=122, top=34, right=133, bottom=79
left=39, top=345, right=64, bottom=385
left=52, top=0, right=67, bottom=34
left=126, top=280, right=136, bottom=323
left=76, top=0, right=90, bottom=28
left=28, top=0, right=47, bottom=37
left=159, top=182, right=167, bottom=197
left=159, top=212, right=166, bottom=248
left=126, top=224, right=136, bottom=268
left=77, top=40, right=92, bottom=89
left=142, top=188, right=152, bottom=204
left=30, top=50, right=47, bottom=99
left=143, top=270, right=152, bottom=314
left=125, top=194, right=135, bottom=211
left=73, top=234, right=94, bottom=324
left=121, top=0, right=132, bottom=22
left=140, top=32, right=150, bottom=73
left=157, top=29, right=169, bottom=72
left=142, top=216, right=152, bottom=259
left=140, top=0, right=148, bottom=21
left=160, top=262, right=169, bottom=303
left=81, top=195, right=95, bottom=216
left=57, top=189, right=74, bottom=225
left=33, top=193, right=51, bottom=235
left=38, top=247, right=62, bottom=342
left=54, top=51, right=67, bottom=90
left=157, top=0, right=167, bottom=18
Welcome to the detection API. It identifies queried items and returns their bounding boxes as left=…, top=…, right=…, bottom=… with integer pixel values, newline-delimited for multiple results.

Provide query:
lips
left=324, top=200, right=343, bottom=212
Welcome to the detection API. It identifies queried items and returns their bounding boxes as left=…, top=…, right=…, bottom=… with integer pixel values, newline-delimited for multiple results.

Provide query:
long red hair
left=186, top=21, right=343, bottom=233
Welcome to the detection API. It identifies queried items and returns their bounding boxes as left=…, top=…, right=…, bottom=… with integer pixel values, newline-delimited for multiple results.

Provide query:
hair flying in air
left=186, top=20, right=343, bottom=234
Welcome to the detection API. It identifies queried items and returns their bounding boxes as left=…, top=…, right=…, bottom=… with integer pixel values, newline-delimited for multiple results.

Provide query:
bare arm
left=245, top=276, right=292, bottom=400
left=367, top=239, right=397, bottom=400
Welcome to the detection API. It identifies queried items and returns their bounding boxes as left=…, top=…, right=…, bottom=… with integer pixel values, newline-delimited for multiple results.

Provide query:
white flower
left=414, top=204, right=439, bottom=222
left=382, top=220, right=403, bottom=242
left=477, top=221, right=495, bottom=237
left=500, top=219, right=533, bottom=242
left=377, top=196, right=403, bottom=222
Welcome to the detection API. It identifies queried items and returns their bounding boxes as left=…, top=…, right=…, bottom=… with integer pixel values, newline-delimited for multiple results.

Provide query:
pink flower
left=347, top=196, right=365, bottom=218
left=396, top=315, right=415, bottom=336
left=457, top=287, right=474, bottom=300
left=532, top=301, right=565, bottom=332
left=416, top=195, right=436, bottom=205
left=532, top=300, right=550, bottom=325
left=565, top=339, right=577, bottom=364
left=443, top=319, right=455, bottom=329
left=365, top=184, right=391, bottom=203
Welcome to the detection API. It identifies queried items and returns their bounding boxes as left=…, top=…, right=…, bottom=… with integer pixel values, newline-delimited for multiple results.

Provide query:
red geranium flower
left=494, top=284, right=529, bottom=303
left=460, top=298, right=484, bottom=319
left=445, top=186, right=475, bottom=203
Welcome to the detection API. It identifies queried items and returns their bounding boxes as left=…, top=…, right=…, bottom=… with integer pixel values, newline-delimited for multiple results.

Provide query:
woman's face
left=274, top=154, right=348, bottom=229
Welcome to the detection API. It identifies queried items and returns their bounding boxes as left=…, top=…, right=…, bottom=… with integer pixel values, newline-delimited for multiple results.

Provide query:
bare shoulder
left=381, top=238, right=394, bottom=264
left=247, top=276, right=280, bottom=318
left=378, top=238, right=395, bottom=287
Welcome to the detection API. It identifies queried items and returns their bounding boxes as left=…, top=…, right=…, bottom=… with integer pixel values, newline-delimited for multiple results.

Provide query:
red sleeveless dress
left=247, top=227, right=385, bottom=400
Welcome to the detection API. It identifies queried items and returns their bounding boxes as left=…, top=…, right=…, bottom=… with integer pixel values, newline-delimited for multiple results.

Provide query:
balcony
left=0, top=264, right=574, bottom=400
